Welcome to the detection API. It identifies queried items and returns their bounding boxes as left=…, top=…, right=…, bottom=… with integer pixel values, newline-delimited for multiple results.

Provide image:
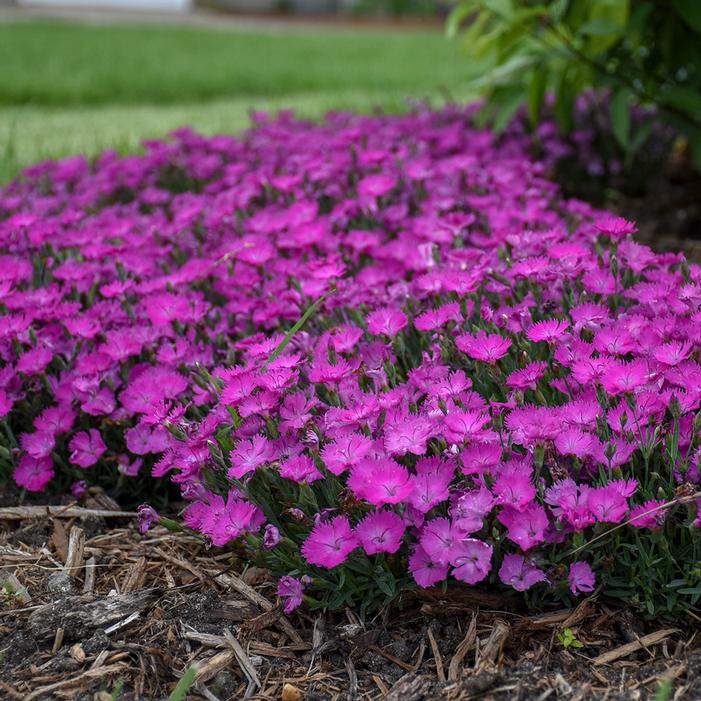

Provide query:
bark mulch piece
left=2, top=501, right=700, bottom=700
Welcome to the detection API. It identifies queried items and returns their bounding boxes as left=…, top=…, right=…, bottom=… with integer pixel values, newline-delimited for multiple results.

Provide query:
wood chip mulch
left=1, top=497, right=700, bottom=701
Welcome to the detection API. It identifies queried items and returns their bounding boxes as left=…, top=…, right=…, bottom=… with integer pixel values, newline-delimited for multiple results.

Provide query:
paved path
left=0, top=3, right=442, bottom=32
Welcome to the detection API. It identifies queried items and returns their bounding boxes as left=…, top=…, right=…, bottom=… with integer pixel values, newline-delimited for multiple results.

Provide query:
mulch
left=1, top=490, right=700, bottom=701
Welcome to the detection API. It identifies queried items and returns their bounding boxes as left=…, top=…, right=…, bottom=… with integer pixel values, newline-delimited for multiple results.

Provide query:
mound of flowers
left=1, top=105, right=700, bottom=616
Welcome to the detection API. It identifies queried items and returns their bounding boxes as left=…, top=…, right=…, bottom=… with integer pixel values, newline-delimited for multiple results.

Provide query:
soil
left=1, top=492, right=699, bottom=700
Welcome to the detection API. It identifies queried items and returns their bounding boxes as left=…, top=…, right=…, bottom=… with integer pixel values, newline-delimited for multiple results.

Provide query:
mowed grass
left=0, top=20, right=478, bottom=183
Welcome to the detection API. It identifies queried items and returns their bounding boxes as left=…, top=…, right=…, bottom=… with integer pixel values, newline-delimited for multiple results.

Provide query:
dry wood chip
left=224, top=628, right=261, bottom=691
left=0, top=506, right=136, bottom=520
left=476, top=619, right=510, bottom=670
left=345, top=657, right=359, bottom=701
left=50, top=519, right=70, bottom=561
left=372, top=675, right=390, bottom=696
left=121, top=555, right=147, bottom=593
left=70, top=643, right=86, bottom=664
left=51, top=627, right=65, bottom=655
left=82, top=556, right=96, bottom=594
left=154, top=547, right=206, bottom=582
left=63, top=526, right=85, bottom=578
left=426, top=625, right=446, bottom=682
left=184, top=629, right=228, bottom=648
left=448, top=614, right=477, bottom=681
left=195, top=650, right=236, bottom=683
left=0, top=680, right=24, bottom=700
left=248, top=641, right=297, bottom=660
left=591, top=629, right=678, bottom=665
left=239, top=605, right=283, bottom=639
left=23, top=662, right=126, bottom=701
left=281, top=683, right=304, bottom=701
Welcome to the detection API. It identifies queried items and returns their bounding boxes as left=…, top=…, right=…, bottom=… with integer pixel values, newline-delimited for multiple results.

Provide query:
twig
left=448, top=614, right=477, bottom=681
left=23, top=663, right=126, bottom=700
left=591, top=629, right=678, bottom=665
left=0, top=506, right=136, bottom=520
left=427, top=625, right=446, bottom=682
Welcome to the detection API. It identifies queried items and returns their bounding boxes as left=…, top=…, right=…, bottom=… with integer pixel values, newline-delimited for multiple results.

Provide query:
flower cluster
left=1, top=105, right=700, bottom=615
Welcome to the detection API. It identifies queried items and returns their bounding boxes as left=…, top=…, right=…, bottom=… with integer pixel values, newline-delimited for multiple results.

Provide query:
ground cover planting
left=1, top=104, right=701, bottom=623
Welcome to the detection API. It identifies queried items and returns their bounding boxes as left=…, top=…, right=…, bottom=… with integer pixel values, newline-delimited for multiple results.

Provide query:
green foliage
left=168, top=667, right=197, bottom=701
left=557, top=627, right=584, bottom=650
left=448, top=0, right=701, bottom=167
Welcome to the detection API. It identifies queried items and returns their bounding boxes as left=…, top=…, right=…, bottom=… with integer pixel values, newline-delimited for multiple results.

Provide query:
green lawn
left=0, top=20, right=477, bottom=183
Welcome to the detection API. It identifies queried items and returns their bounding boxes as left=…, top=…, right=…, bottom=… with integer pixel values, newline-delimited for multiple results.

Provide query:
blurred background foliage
left=448, top=0, right=701, bottom=171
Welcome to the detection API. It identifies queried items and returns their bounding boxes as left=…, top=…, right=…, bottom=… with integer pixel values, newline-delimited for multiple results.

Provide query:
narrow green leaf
left=169, top=667, right=197, bottom=701
left=578, top=17, right=624, bottom=36
left=263, top=286, right=335, bottom=368
left=527, top=65, right=548, bottom=126
left=610, top=89, right=631, bottom=148
left=446, top=2, right=477, bottom=38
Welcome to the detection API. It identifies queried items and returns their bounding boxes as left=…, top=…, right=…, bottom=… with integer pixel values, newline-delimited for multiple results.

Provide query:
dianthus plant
left=2, top=107, right=701, bottom=617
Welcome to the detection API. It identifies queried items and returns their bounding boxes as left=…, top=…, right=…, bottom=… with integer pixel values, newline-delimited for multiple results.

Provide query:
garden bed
left=3, top=103, right=701, bottom=699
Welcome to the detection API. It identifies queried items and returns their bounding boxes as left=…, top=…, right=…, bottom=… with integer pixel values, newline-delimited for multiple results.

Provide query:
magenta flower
left=586, top=485, right=630, bottom=524
left=0, top=389, right=12, bottom=419
left=554, top=428, right=595, bottom=459
left=347, top=458, right=412, bottom=507
left=384, top=413, right=433, bottom=455
left=654, top=341, right=693, bottom=367
left=279, top=454, right=323, bottom=484
left=13, top=455, right=54, bottom=492
left=320, top=431, right=373, bottom=476
left=264, top=524, right=281, bottom=549
left=594, top=215, right=637, bottom=240
left=228, top=435, right=275, bottom=480
left=498, top=504, right=549, bottom=550
left=301, top=516, right=358, bottom=568
left=21, top=430, right=55, bottom=460
left=16, top=346, right=53, bottom=375
left=366, top=307, right=408, bottom=337
left=493, top=463, right=536, bottom=511
left=420, top=517, right=459, bottom=566
left=506, top=361, right=548, bottom=391
left=629, top=500, right=668, bottom=529
left=599, top=359, right=650, bottom=395
left=451, top=488, right=494, bottom=535
left=358, top=173, right=396, bottom=199
left=442, top=410, right=491, bottom=444
left=568, top=562, right=595, bottom=595
left=277, top=575, right=306, bottom=614
left=545, top=479, right=595, bottom=530
left=526, top=319, right=569, bottom=343
left=69, top=429, right=107, bottom=468
left=355, top=510, right=405, bottom=555
left=459, top=442, right=503, bottom=475
left=137, top=504, right=159, bottom=534
left=408, top=545, right=449, bottom=588
left=498, top=554, right=547, bottom=591
left=451, top=538, right=493, bottom=584
left=456, top=331, right=512, bottom=364
left=409, top=472, right=451, bottom=514
left=201, top=492, right=264, bottom=547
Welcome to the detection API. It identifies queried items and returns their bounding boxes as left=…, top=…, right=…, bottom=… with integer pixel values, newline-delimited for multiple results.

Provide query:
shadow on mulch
left=1, top=493, right=699, bottom=701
